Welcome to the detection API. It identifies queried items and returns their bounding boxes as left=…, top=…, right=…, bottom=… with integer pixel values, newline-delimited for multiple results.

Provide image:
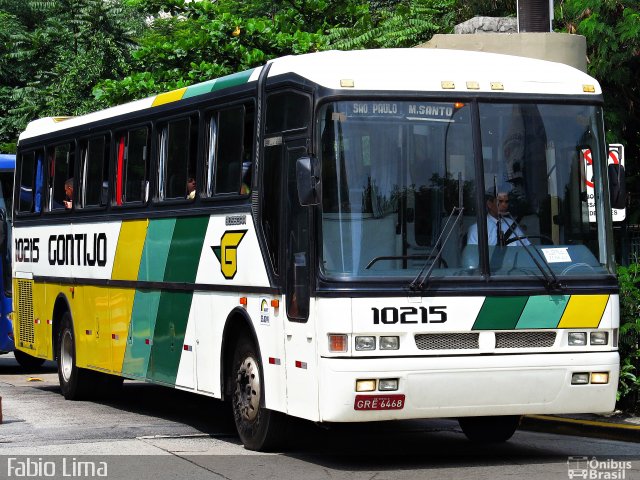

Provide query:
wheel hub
left=60, top=330, right=73, bottom=382
left=235, top=355, right=261, bottom=422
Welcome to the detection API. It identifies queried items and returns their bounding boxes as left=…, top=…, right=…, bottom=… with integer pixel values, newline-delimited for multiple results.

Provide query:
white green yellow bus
left=12, top=49, right=623, bottom=450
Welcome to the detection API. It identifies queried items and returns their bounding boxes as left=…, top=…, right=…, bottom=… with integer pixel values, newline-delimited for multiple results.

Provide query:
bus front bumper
left=317, top=352, right=619, bottom=422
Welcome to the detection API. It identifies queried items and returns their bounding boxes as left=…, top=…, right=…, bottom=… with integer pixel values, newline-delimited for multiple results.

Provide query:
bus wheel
left=458, top=415, right=521, bottom=442
left=13, top=349, right=46, bottom=369
left=231, top=336, right=287, bottom=451
left=57, top=311, right=94, bottom=400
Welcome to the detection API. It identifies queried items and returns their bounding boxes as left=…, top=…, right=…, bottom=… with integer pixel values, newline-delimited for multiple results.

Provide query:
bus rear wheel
left=14, top=349, right=46, bottom=369
left=231, top=336, right=287, bottom=451
left=458, top=415, right=521, bottom=442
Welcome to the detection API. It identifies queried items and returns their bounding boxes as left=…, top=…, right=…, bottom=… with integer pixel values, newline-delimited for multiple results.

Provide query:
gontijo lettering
left=48, top=233, right=107, bottom=266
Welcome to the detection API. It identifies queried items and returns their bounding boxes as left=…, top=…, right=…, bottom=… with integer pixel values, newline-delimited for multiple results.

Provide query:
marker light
left=378, top=379, right=399, bottom=391
left=355, top=336, right=376, bottom=351
left=568, top=332, right=587, bottom=346
left=380, top=336, right=399, bottom=350
left=591, top=372, right=609, bottom=384
left=328, top=334, right=348, bottom=353
left=356, top=379, right=376, bottom=392
left=571, top=373, right=590, bottom=385
left=590, top=332, right=608, bottom=345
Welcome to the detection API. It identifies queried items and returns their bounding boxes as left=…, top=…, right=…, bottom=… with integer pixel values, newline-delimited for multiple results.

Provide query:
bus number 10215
left=372, top=306, right=447, bottom=324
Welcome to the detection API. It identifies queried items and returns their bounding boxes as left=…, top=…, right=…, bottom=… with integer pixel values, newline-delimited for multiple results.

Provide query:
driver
left=467, top=191, right=529, bottom=246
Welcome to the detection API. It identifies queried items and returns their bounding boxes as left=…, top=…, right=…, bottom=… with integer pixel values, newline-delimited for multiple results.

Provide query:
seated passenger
left=467, top=191, right=529, bottom=246
left=63, top=178, right=74, bottom=210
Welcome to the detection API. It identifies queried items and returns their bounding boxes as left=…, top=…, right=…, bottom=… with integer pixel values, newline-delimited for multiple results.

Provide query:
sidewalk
left=521, top=412, right=640, bottom=443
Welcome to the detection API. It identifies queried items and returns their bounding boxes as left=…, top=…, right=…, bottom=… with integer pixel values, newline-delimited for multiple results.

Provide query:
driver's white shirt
left=467, top=214, right=530, bottom=246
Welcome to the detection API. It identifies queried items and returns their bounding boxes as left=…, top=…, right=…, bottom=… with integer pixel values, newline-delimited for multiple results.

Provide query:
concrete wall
left=418, top=32, right=587, bottom=73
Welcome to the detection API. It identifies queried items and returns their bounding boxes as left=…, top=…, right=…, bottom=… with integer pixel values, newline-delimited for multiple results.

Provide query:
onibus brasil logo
left=212, top=230, right=247, bottom=279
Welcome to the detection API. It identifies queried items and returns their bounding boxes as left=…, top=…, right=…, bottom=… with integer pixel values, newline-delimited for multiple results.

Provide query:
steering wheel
left=504, top=235, right=554, bottom=246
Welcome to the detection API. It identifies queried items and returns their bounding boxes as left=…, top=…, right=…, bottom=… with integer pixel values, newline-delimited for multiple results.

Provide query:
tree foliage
left=554, top=0, right=640, bottom=223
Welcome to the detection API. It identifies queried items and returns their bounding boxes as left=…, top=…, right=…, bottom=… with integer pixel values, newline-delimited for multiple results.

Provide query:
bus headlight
left=590, top=332, right=608, bottom=345
left=355, top=336, right=376, bottom=351
left=568, top=332, right=587, bottom=346
left=379, top=336, right=399, bottom=350
left=378, top=378, right=399, bottom=391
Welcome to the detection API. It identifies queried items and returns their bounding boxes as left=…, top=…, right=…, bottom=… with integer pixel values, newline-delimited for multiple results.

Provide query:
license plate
left=354, top=394, right=405, bottom=410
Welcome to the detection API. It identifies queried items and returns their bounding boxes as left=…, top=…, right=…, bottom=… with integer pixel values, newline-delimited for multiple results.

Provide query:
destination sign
left=342, top=101, right=458, bottom=120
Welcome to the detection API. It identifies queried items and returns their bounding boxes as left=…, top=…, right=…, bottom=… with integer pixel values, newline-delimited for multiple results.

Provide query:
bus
left=12, top=49, right=622, bottom=450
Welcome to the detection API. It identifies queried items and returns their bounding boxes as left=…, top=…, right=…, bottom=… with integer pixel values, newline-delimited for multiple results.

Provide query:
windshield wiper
left=500, top=214, right=563, bottom=292
left=409, top=173, right=464, bottom=291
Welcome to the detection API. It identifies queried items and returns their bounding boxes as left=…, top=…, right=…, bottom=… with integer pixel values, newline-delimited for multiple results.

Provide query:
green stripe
left=472, top=296, right=529, bottom=330
left=138, top=218, right=176, bottom=282
left=122, top=290, right=161, bottom=378
left=147, top=291, right=193, bottom=385
left=163, top=216, right=209, bottom=283
left=183, top=68, right=255, bottom=99
left=516, top=295, right=569, bottom=329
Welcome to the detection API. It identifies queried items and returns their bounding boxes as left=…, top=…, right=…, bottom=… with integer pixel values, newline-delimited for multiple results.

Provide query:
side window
left=79, top=135, right=110, bottom=208
left=158, top=116, right=198, bottom=201
left=115, top=127, right=149, bottom=205
left=47, top=142, right=75, bottom=211
left=265, top=91, right=310, bottom=134
left=206, top=103, right=254, bottom=196
left=262, top=145, right=282, bottom=274
left=17, top=149, right=44, bottom=214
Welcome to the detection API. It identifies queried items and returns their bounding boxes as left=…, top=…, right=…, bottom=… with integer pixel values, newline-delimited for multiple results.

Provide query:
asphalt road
left=1, top=353, right=639, bottom=480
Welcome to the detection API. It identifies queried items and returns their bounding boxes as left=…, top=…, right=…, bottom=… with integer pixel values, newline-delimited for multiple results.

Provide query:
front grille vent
left=495, top=331, right=556, bottom=349
left=415, top=333, right=479, bottom=350
left=17, top=279, right=35, bottom=345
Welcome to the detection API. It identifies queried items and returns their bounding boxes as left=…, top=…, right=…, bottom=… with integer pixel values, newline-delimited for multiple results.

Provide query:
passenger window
left=266, top=91, right=310, bottom=133
left=80, top=135, right=109, bottom=208
left=206, top=103, right=254, bottom=196
left=158, top=116, right=198, bottom=201
left=115, top=127, right=149, bottom=205
left=47, top=142, right=75, bottom=211
left=17, top=149, right=44, bottom=214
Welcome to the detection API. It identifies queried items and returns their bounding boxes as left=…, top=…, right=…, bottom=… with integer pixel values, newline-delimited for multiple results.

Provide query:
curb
left=520, top=415, right=640, bottom=443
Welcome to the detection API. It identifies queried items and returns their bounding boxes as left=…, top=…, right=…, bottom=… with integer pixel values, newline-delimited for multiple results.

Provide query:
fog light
left=355, top=336, right=376, bottom=351
left=378, top=378, right=398, bottom=391
left=590, top=332, right=608, bottom=346
left=568, top=332, right=587, bottom=346
left=328, top=334, right=348, bottom=352
left=591, top=372, right=609, bottom=384
left=380, top=336, right=399, bottom=350
left=571, top=373, right=590, bottom=385
left=356, top=379, right=376, bottom=392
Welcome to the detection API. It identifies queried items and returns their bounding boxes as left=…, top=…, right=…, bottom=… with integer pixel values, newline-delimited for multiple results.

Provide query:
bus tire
left=56, top=311, right=95, bottom=400
left=13, top=349, right=46, bottom=369
left=458, top=415, right=521, bottom=442
left=231, top=336, right=287, bottom=451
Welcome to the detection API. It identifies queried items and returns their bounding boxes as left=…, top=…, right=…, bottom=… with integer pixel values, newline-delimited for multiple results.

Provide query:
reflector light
left=380, top=336, right=399, bottom=350
left=583, top=84, right=596, bottom=93
left=590, top=332, right=608, bottom=345
left=356, top=379, right=376, bottom=392
left=340, top=79, right=355, bottom=88
left=454, top=102, right=466, bottom=109
left=441, top=81, right=455, bottom=89
left=355, top=336, right=376, bottom=351
left=571, top=373, right=590, bottom=385
left=328, top=334, right=348, bottom=353
left=268, top=357, right=281, bottom=365
left=295, top=360, right=307, bottom=369
left=378, top=378, right=399, bottom=391
left=271, top=299, right=279, bottom=308
left=591, top=372, right=609, bottom=384
left=239, top=297, right=247, bottom=306
left=466, top=81, right=479, bottom=90
left=568, top=332, right=587, bottom=346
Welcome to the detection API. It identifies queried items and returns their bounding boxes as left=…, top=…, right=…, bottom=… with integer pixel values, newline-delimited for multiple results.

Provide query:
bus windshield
left=318, top=100, right=613, bottom=281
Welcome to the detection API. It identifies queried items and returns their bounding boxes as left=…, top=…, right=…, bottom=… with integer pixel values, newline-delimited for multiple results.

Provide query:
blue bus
left=0, top=153, right=44, bottom=367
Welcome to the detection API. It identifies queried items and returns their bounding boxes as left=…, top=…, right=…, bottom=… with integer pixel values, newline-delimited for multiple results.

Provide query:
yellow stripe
left=109, top=287, right=136, bottom=374
left=526, top=415, right=640, bottom=431
left=112, top=220, right=149, bottom=281
left=151, top=87, right=187, bottom=107
left=557, top=294, right=608, bottom=328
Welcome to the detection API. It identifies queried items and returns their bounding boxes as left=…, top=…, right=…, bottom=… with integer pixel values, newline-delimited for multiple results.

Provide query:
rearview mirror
left=608, top=163, right=626, bottom=210
left=296, top=156, right=320, bottom=206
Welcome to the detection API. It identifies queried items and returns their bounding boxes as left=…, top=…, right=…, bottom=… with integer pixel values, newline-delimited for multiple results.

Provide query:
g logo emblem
left=212, top=230, right=247, bottom=279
